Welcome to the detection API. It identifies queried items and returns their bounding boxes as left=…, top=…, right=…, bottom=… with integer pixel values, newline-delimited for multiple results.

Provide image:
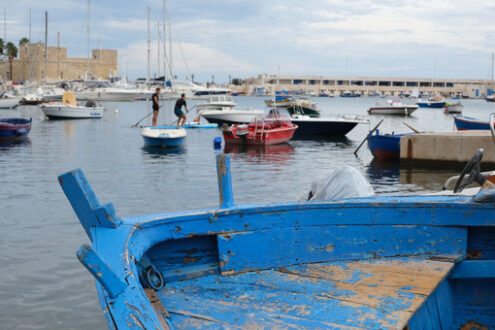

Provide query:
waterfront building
left=253, top=74, right=495, bottom=98
left=0, top=42, right=118, bottom=83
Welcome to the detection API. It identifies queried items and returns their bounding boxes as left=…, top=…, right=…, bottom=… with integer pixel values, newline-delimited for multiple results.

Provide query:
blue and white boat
left=416, top=97, right=446, bottom=108
left=454, top=115, right=490, bottom=130
left=141, top=127, right=186, bottom=148
left=0, top=118, right=32, bottom=140
left=59, top=153, right=495, bottom=329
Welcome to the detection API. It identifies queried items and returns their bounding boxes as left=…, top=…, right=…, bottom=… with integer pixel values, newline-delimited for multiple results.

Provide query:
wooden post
left=216, top=154, right=234, bottom=208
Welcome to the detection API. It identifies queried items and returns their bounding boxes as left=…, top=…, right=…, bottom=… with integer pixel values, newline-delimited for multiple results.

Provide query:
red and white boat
left=222, top=111, right=297, bottom=145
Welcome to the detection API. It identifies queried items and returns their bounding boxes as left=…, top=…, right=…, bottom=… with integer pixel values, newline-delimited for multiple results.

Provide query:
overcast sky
left=3, top=0, right=495, bottom=82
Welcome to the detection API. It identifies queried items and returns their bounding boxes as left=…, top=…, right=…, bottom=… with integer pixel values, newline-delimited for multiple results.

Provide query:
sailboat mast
left=87, top=0, right=90, bottom=76
left=4, top=7, right=6, bottom=42
left=168, top=12, right=172, bottom=79
left=44, top=11, right=48, bottom=82
left=491, top=52, right=494, bottom=83
left=146, top=6, right=150, bottom=85
left=157, top=21, right=160, bottom=78
left=162, top=0, right=167, bottom=84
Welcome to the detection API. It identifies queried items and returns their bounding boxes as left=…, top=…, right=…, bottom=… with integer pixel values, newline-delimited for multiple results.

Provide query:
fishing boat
left=264, top=91, right=292, bottom=107
left=416, top=97, right=446, bottom=108
left=40, top=103, right=104, bottom=119
left=454, top=115, right=490, bottom=130
left=59, top=152, right=495, bottom=329
left=222, top=111, right=297, bottom=145
left=290, top=114, right=367, bottom=138
left=444, top=101, right=463, bottom=114
left=0, top=118, right=32, bottom=140
left=286, top=98, right=320, bottom=117
left=141, top=127, right=186, bottom=148
left=368, top=99, right=418, bottom=116
left=367, top=129, right=411, bottom=161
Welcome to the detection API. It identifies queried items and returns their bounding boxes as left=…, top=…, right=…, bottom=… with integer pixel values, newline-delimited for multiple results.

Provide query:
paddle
left=402, top=121, right=421, bottom=134
left=131, top=111, right=154, bottom=128
left=354, top=119, right=384, bottom=155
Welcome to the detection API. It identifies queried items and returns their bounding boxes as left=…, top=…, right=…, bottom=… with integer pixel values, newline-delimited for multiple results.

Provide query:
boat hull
left=290, top=118, right=359, bottom=137
left=368, top=106, right=417, bottom=116
left=454, top=116, right=490, bottom=130
left=367, top=133, right=404, bottom=161
left=75, top=90, right=139, bottom=102
left=223, top=126, right=297, bottom=145
left=416, top=101, right=445, bottom=108
left=141, top=127, right=186, bottom=148
left=0, top=118, right=32, bottom=140
left=201, top=110, right=265, bottom=125
left=41, top=104, right=104, bottom=119
left=0, top=97, right=21, bottom=109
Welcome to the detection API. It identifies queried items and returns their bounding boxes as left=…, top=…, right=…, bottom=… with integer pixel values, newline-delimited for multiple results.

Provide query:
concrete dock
left=400, top=130, right=495, bottom=165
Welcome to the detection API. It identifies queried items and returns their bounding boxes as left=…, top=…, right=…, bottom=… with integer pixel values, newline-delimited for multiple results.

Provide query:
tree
left=6, top=42, right=18, bottom=80
left=19, top=37, right=29, bottom=45
left=0, top=38, right=4, bottom=55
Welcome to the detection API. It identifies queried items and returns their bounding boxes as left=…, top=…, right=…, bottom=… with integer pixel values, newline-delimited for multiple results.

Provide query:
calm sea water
left=1, top=96, right=494, bottom=328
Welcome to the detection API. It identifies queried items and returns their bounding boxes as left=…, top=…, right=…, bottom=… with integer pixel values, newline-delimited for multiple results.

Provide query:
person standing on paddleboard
left=174, top=93, right=189, bottom=128
left=151, top=87, right=161, bottom=126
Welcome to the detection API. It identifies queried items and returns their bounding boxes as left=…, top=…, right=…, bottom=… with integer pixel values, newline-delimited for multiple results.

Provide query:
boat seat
left=158, top=255, right=458, bottom=329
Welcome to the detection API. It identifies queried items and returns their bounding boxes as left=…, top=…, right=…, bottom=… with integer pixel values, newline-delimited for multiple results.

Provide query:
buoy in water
left=213, top=136, right=222, bottom=150
left=114, top=109, right=119, bottom=113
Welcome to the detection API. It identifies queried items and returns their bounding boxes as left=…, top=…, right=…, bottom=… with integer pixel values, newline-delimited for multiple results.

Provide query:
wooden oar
left=354, top=119, right=384, bottom=155
left=402, top=121, right=421, bottom=134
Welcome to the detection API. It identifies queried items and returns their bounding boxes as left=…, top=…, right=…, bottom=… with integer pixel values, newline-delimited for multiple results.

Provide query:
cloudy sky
left=3, top=0, right=495, bottom=82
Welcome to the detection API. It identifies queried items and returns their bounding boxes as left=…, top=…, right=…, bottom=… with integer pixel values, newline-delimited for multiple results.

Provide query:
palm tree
left=6, top=42, right=18, bottom=80
left=19, top=37, right=29, bottom=45
left=0, top=38, right=4, bottom=55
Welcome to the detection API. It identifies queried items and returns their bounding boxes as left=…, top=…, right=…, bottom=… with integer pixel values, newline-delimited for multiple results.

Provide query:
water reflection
left=224, top=143, right=295, bottom=165
left=142, top=146, right=186, bottom=158
left=0, top=138, right=31, bottom=150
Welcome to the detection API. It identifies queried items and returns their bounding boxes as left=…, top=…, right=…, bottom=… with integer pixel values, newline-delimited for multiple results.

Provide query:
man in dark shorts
left=174, top=93, right=189, bottom=128
left=152, top=87, right=161, bottom=126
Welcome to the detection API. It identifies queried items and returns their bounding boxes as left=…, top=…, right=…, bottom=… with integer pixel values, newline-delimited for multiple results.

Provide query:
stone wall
left=0, top=42, right=118, bottom=82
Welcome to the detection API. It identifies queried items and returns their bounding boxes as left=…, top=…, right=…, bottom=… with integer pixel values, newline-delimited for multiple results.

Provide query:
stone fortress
left=0, top=42, right=118, bottom=82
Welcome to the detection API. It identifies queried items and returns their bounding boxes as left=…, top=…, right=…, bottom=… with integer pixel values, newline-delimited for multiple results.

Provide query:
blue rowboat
left=0, top=118, right=32, bottom=140
left=454, top=115, right=490, bottom=130
left=416, top=99, right=446, bottom=108
left=141, top=127, right=186, bottom=148
left=59, top=155, right=495, bottom=329
left=367, top=129, right=410, bottom=161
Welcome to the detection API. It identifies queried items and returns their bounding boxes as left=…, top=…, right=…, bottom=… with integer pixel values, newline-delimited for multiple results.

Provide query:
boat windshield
left=266, top=109, right=292, bottom=126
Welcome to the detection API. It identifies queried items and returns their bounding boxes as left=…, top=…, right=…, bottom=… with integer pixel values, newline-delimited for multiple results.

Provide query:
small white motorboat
left=200, top=109, right=265, bottom=125
left=0, top=95, right=21, bottom=109
left=141, top=127, right=187, bottom=148
left=40, top=103, right=104, bottom=119
left=368, top=99, right=418, bottom=116
left=195, top=95, right=237, bottom=112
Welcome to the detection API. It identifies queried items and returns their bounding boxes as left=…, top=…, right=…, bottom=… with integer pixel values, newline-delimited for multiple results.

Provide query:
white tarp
left=298, top=166, right=374, bottom=201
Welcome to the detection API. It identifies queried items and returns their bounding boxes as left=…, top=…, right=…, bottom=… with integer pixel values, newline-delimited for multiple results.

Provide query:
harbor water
left=1, top=96, right=494, bottom=328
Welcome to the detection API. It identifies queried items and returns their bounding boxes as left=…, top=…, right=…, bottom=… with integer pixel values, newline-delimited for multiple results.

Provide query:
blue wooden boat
left=0, top=118, right=32, bottom=140
left=367, top=129, right=410, bottom=161
left=454, top=115, right=490, bottom=130
left=141, top=127, right=186, bottom=148
left=59, top=155, right=495, bottom=329
left=416, top=99, right=446, bottom=108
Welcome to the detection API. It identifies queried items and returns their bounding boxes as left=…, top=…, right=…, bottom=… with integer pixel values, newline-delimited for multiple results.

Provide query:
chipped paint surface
left=159, top=257, right=455, bottom=329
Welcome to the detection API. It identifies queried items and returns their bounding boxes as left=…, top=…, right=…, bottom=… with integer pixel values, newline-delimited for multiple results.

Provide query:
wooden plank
left=158, top=257, right=455, bottom=329
left=217, top=225, right=466, bottom=274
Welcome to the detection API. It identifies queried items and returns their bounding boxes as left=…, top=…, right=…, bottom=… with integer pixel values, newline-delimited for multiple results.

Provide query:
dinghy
left=367, top=129, right=411, bottom=161
left=141, top=127, right=186, bottom=148
left=59, top=152, right=495, bottom=329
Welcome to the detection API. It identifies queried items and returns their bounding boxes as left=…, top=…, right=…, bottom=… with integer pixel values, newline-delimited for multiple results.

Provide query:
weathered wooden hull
left=454, top=115, right=490, bottom=130
left=59, top=156, right=495, bottom=329
left=367, top=132, right=406, bottom=161
left=0, top=118, right=32, bottom=140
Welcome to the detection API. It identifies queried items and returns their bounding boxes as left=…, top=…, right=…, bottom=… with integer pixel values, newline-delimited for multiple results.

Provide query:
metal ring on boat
left=490, top=113, right=495, bottom=145
left=145, top=265, right=164, bottom=291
